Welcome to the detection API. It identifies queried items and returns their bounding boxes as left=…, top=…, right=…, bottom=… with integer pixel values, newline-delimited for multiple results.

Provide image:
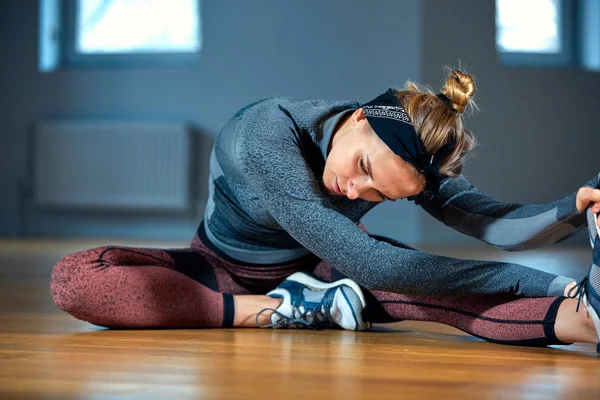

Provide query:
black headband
left=361, top=89, right=455, bottom=196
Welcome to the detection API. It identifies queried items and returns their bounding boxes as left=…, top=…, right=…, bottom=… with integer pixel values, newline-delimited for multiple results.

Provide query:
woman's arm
left=409, top=174, right=599, bottom=251
left=234, top=101, right=567, bottom=297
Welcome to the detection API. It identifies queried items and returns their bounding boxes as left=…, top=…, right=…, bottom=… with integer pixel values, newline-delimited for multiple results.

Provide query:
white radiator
left=33, top=120, right=192, bottom=212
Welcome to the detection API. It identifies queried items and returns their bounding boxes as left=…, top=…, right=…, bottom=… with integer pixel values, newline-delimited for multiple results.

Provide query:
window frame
left=496, top=0, right=577, bottom=67
left=61, top=0, right=202, bottom=69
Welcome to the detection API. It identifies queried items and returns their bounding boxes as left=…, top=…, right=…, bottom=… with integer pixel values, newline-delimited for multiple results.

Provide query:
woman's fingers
left=576, top=187, right=600, bottom=211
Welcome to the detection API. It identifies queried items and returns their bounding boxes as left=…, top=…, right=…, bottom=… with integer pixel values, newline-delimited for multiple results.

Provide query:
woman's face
left=322, top=108, right=425, bottom=202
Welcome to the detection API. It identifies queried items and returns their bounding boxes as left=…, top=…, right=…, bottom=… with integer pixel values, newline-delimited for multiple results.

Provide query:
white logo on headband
left=362, top=105, right=412, bottom=125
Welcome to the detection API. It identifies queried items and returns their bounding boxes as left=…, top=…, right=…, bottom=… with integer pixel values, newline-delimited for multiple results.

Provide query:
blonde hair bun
left=439, top=69, right=475, bottom=115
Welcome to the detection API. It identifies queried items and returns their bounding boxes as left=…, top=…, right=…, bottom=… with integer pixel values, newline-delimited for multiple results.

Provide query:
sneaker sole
left=284, top=272, right=367, bottom=308
left=587, top=208, right=600, bottom=249
left=582, top=293, right=600, bottom=351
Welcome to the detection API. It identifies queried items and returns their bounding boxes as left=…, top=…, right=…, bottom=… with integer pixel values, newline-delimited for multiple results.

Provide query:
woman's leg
left=50, top=241, right=361, bottom=330
left=313, top=255, right=598, bottom=346
left=554, top=298, right=598, bottom=344
left=50, top=244, right=281, bottom=328
left=369, top=291, right=596, bottom=346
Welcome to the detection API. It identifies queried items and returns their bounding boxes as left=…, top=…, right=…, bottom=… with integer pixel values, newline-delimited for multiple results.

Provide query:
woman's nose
left=346, top=179, right=361, bottom=200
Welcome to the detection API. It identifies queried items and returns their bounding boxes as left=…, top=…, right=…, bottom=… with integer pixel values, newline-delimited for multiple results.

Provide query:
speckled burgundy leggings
left=50, top=224, right=567, bottom=347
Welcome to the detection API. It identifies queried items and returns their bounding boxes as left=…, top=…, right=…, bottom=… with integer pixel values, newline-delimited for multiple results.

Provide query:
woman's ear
left=353, top=107, right=366, bottom=122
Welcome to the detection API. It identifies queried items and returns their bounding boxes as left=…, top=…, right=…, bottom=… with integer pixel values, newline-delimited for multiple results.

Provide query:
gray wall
left=0, top=0, right=423, bottom=241
left=418, top=0, right=600, bottom=247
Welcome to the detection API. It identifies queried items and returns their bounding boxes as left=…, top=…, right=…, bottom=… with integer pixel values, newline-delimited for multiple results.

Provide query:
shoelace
left=255, top=304, right=332, bottom=329
left=567, top=276, right=589, bottom=312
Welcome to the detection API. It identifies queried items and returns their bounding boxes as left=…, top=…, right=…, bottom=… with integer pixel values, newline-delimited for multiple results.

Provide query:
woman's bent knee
left=50, top=247, right=106, bottom=315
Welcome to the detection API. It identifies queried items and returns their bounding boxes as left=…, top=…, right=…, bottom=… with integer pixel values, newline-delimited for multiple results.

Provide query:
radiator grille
left=33, top=120, right=192, bottom=212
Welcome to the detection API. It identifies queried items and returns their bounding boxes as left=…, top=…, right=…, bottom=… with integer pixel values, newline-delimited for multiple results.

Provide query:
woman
left=51, top=69, right=600, bottom=351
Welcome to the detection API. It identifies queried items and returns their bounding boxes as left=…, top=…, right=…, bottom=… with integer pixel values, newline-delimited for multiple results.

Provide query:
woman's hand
left=576, top=186, right=600, bottom=227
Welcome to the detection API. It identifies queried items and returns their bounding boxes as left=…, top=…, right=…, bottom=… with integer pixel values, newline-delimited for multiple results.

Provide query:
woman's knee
left=50, top=247, right=106, bottom=314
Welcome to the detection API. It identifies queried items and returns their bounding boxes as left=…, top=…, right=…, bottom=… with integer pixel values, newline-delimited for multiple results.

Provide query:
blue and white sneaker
left=569, top=207, right=600, bottom=353
left=256, top=272, right=370, bottom=331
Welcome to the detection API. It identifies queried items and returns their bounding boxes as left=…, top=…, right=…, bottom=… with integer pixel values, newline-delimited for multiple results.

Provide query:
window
left=39, top=0, right=202, bottom=72
left=75, top=0, right=200, bottom=54
left=580, top=0, right=600, bottom=71
left=495, top=0, right=574, bottom=66
left=496, top=0, right=562, bottom=53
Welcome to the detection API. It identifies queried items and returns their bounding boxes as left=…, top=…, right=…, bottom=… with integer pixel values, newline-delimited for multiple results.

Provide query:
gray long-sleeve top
left=203, top=95, right=597, bottom=297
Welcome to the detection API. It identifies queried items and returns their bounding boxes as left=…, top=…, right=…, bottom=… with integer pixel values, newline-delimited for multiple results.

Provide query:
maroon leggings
left=50, top=227, right=567, bottom=347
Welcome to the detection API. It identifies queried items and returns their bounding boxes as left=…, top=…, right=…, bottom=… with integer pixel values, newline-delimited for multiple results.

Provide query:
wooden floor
left=1, top=239, right=599, bottom=400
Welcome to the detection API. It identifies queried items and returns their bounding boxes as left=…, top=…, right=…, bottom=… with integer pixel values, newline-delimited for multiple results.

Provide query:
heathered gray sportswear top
left=203, top=95, right=598, bottom=298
